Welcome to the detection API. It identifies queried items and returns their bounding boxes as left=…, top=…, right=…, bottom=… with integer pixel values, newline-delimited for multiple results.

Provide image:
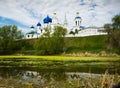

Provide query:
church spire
left=64, top=14, right=68, bottom=26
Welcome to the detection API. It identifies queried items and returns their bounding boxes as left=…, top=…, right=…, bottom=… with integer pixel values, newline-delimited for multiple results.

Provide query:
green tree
left=104, top=15, right=120, bottom=53
left=112, top=15, right=120, bottom=29
left=0, top=25, right=23, bottom=54
left=34, top=26, right=67, bottom=55
left=69, top=31, right=75, bottom=36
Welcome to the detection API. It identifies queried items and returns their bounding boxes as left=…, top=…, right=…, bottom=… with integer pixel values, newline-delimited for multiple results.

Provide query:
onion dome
left=43, top=15, right=52, bottom=23
left=75, top=12, right=81, bottom=19
left=37, top=22, right=41, bottom=26
left=75, top=16, right=81, bottom=19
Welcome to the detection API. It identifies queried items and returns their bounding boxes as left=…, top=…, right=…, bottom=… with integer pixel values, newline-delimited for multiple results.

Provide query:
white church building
left=25, top=12, right=107, bottom=39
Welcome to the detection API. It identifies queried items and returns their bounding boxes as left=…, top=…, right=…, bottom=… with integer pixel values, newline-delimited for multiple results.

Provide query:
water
left=0, top=58, right=120, bottom=87
left=0, top=67, right=120, bottom=88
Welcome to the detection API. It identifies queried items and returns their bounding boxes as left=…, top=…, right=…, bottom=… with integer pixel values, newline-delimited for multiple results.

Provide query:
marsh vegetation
left=0, top=56, right=120, bottom=88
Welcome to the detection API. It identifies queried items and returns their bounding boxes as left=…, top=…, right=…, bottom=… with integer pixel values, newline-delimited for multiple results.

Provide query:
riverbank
left=0, top=55, right=120, bottom=74
left=13, top=35, right=120, bottom=55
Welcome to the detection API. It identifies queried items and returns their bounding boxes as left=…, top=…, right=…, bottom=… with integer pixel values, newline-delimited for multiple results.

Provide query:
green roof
left=26, top=31, right=37, bottom=34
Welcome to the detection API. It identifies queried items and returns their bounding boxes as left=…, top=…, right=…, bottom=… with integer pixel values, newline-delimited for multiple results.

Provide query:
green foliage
left=65, top=35, right=107, bottom=53
left=69, top=29, right=78, bottom=36
left=53, top=26, right=67, bottom=37
left=18, top=35, right=116, bottom=55
left=69, top=31, right=75, bottom=36
left=0, top=25, right=23, bottom=54
left=112, top=15, right=120, bottom=29
left=104, top=14, right=120, bottom=53
left=34, top=26, right=67, bottom=55
left=15, top=39, right=35, bottom=54
left=23, top=35, right=110, bottom=55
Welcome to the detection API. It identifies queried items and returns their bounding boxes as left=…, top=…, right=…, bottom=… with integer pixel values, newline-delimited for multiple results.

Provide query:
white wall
left=66, top=28, right=107, bottom=37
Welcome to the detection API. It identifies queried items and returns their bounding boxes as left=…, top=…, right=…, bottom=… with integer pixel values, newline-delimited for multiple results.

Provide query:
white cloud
left=0, top=0, right=120, bottom=33
left=0, top=0, right=37, bottom=27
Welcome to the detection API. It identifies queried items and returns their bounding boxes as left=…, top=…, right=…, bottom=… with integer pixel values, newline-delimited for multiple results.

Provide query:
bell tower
left=74, top=12, right=82, bottom=28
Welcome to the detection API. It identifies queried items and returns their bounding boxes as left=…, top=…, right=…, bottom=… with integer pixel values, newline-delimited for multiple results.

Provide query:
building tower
left=37, top=22, right=42, bottom=34
left=52, top=12, right=58, bottom=25
left=43, top=15, right=52, bottom=28
left=30, top=25, right=34, bottom=31
left=74, top=12, right=82, bottom=30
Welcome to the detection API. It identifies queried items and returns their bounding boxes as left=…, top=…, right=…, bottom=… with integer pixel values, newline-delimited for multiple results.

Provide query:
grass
left=16, top=35, right=120, bottom=55
left=0, top=55, right=120, bottom=61
left=0, top=55, right=119, bottom=73
left=65, top=35, right=107, bottom=53
left=0, top=70, right=120, bottom=88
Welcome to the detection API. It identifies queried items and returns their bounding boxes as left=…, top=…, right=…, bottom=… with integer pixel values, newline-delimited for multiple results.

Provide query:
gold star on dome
left=76, top=12, right=79, bottom=15
left=53, top=12, right=56, bottom=15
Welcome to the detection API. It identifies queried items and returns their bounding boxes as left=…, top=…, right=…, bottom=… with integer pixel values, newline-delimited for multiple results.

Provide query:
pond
left=0, top=57, right=120, bottom=88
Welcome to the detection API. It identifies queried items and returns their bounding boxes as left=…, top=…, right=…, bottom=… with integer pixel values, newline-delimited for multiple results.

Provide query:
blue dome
left=75, top=16, right=81, bottom=19
left=43, top=16, right=52, bottom=23
left=37, top=22, right=41, bottom=26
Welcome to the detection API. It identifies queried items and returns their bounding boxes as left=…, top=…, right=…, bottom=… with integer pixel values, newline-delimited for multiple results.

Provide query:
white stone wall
left=66, top=28, right=107, bottom=37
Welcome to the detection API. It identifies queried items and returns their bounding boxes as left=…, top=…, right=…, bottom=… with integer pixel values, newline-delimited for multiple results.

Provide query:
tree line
left=0, top=25, right=23, bottom=54
left=104, top=14, right=120, bottom=53
left=0, top=25, right=67, bottom=55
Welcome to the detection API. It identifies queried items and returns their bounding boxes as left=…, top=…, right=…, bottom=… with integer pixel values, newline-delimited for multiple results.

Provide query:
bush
left=34, top=26, right=67, bottom=55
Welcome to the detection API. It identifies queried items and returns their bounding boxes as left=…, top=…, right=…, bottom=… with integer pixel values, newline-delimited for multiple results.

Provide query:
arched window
left=27, top=35, right=29, bottom=38
left=32, top=34, right=34, bottom=37
left=75, top=21, right=77, bottom=26
left=75, top=29, right=78, bottom=34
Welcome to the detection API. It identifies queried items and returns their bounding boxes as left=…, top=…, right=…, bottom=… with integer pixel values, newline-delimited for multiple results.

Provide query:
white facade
left=25, top=12, right=107, bottom=39
left=26, top=33, right=38, bottom=39
left=66, top=27, right=107, bottom=37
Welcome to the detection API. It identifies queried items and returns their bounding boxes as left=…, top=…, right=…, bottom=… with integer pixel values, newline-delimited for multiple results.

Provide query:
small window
left=75, top=21, right=77, bottom=26
left=27, top=35, right=29, bottom=38
left=75, top=29, right=78, bottom=34
left=32, top=34, right=34, bottom=37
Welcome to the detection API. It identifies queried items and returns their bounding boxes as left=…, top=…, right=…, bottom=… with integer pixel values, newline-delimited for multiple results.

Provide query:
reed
left=0, top=71, right=119, bottom=88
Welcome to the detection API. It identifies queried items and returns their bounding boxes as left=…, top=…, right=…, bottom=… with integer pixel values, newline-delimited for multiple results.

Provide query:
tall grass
left=0, top=71, right=119, bottom=88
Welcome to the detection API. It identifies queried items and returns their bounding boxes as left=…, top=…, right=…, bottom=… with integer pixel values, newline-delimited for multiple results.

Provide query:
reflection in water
left=0, top=68, right=67, bottom=87
left=0, top=67, right=120, bottom=88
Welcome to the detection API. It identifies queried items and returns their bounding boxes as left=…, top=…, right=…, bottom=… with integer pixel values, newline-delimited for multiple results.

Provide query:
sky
left=0, top=0, right=120, bottom=33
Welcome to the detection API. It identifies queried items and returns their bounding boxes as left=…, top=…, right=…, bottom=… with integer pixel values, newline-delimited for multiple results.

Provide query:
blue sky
left=0, top=0, right=120, bottom=33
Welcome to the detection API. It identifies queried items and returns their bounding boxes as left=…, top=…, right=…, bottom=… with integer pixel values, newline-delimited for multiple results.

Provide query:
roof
left=30, top=25, right=34, bottom=28
left=26, top=31, right=37, bottom=34
left=43, top=15, right=52, bottom=23
left=75, top=16, right=81, bottom=19
left=37, top=22, right=41, bottom=26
